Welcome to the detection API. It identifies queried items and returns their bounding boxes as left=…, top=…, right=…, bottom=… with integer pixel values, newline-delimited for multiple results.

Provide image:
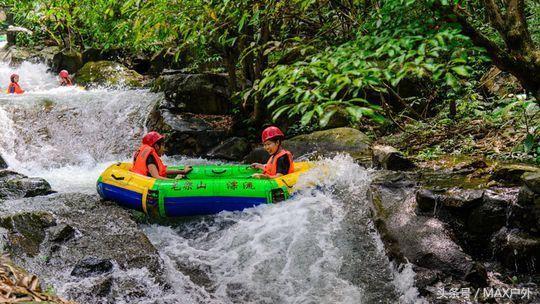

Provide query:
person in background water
left=58, top=70, right=73, bottom=86
left=251, top=126, right=294, bottom=179
left=130, top=131, right=192, bottom=180
left=7, top=73, right=24, bottom=94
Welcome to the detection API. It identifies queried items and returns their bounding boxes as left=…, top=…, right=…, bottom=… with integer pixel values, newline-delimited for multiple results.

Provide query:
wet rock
left=284, top=127, right=371, bottom=162
left=371, top=171, right=417, bottom=188
left=480, top=66, right=523, bottom=98
left=372, top=145, right=415, bottom=171
left=439, top=189, right=484, bottom=210
left=492, top=228, right=540, bottom=273
left=522, top=171, right=540, bottom=194
left=146, top=106, right=231, bottom=156
left=152, top=73, right=231, bottom=115
left=91, top=277, right=114, bottom=297
left=0, top=46, right=61, bottom=65
left=412, top=266, right=442, bottom=293
left=207, top=137, right=251, bottom=161
left=71, top=257, right=114, bottom=277
left=466, top=190, right=512, bottom=236
left=510, top=176, right=540, bottom=235
left=0, top=211, right=56, bottom=257
left=0, top=170, right=53, bottom=199
left=491, top=164, right=539, bottom=186
left=76, top=60, right=144, bottom=88
left=0, top=193, right=163, bottom=282
left=452, top=159, right=488, bottom=172
left=51, top=49, right=84, bottom=74
left=49, top=223, right=76, bottom=243
left=463, top=262, right=488, bottom=287
left=243, top=147, right=269, bottom=164
left=517, top=185, right=537, bottom=206
left=0, top=154, right=7, bottom=169
left=369, top=183, right=477, bottom=281
left=415, top=189, right=440, bottom=213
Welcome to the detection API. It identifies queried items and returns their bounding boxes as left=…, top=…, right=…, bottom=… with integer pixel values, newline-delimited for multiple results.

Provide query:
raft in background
left=97, top=162, right=314, bottom=217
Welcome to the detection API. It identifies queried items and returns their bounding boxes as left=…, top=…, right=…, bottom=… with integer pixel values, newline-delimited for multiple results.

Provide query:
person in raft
left=58, top=70, right=73, bottom=86
left=251, top=126, right=294, bottom=179
left=130, top=131, right=192, bottom=180
left=7, top=73, right=24, bottom=94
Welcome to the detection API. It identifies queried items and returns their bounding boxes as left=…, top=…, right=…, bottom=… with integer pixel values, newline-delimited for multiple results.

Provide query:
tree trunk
left=223, top=48, right=238, bottom=92
left=440, top=1, right=540, bottom=102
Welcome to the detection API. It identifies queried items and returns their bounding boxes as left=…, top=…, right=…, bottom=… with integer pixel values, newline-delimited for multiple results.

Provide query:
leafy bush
left=250, top=0, right=485, bottom=127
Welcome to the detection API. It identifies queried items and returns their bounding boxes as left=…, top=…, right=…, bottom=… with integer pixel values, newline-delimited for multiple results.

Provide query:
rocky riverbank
left=1, top=138, right=539, bottom=303
left=0, top=45, right=537, bottom=303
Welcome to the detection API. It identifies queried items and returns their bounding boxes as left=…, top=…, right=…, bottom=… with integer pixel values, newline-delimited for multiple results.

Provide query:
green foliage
left=491, top=96, right=540, bottom=162
left=250, top=0, right=484, bottom=128
left=417, top=145, right=444, bottom=160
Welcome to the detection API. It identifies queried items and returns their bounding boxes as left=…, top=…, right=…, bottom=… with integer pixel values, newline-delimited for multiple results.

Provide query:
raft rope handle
left=141, top=188, right=149, bottom=214
left=280, top=178, right=293, bottom=188
left=211, top=169, right=227, bottom=174
left=111, top=174, right=125, bottom=181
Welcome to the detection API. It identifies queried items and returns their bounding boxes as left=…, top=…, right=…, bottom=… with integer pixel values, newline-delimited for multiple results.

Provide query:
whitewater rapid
left=0, top=61, right=421, bottom=303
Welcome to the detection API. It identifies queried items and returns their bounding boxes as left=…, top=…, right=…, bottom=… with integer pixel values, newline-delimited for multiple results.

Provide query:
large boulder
left=0, top=193, right=164, bottom=301
left=283, top=127, right=371, bottom=162
left=522, top=171, right=540, bottom=194
left=492, top=228, right=540, bottom=273
left=466, top=190, right=512, bottom=236
left=491, top=163, right=539, bottom=186
left=206, top=137, right=251, bottom=161
left=76, top=60, right=144, bottom=88
left=0, top=211, right=56, bottom=257
left=0, top=170, right=52, bottom=200
left=51, top=49, right=84, bottom=74
left=0, top=46, right=61, bottom=66
left=369, top=172, right=485, bottom=289
left=152, top=73, right=231, bottom=115
left=243, top=147, right=269, bottom=164
left=372, top=145, right=415, bottom=171
left=416, top=188, right=484, bottom=212
left=146, top=104, right=231, bottom=156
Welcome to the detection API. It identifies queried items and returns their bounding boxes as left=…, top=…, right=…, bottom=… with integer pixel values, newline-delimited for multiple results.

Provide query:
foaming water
left=0, top=62, right=162, bottom=192
left=143, top=155, right=420, bottom=303
left=0, top=61, right=58, bottom=91
left=0, top=61, right=421, bottom=303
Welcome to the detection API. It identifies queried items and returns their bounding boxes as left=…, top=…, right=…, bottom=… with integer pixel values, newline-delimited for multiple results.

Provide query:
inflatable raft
left=97, top=162, right=313, bottom=217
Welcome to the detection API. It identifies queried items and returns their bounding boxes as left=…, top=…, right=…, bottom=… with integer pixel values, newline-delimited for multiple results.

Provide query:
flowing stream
left=0, top=61, right=420, bottom=303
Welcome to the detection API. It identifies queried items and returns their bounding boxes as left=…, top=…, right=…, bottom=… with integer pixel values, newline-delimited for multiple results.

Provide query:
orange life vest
left=130, top=144, right=167, bottom=177
left=263, top=149, right=294, bottom=177
left=7, top=82, right=24, bottom=94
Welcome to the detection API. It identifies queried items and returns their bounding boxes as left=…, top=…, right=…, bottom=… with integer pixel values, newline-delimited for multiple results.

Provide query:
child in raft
left=130, top=131, right=192, bottom=180
left=7, top=73, right=24, bottom=94
left=58, top=70, right=73, bottom=86
left=251, top=126, right=294, bottom=179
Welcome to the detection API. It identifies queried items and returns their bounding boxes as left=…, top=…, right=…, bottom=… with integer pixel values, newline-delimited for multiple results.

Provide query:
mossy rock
left=284, top=127, right=371, bottom=161
left=523, top=171, right=540, bottom=194
left=76, top=60, right=144, bottom=88
left=492, top=163, right=539, bottom=186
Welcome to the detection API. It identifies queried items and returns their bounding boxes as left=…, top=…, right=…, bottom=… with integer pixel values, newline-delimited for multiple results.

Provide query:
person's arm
left=251, top=163, right=265, bottom=170
left=148, top=164, right=170, bottom=180
left=166, top=165, right=192, bottom=175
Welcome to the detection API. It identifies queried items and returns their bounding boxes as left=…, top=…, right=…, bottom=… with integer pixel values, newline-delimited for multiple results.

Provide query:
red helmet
left=142, top=131, right=165, bottom=146
left=59, top=70, right=69, bottom=78
left=261, top=126, right=285, bottom=142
